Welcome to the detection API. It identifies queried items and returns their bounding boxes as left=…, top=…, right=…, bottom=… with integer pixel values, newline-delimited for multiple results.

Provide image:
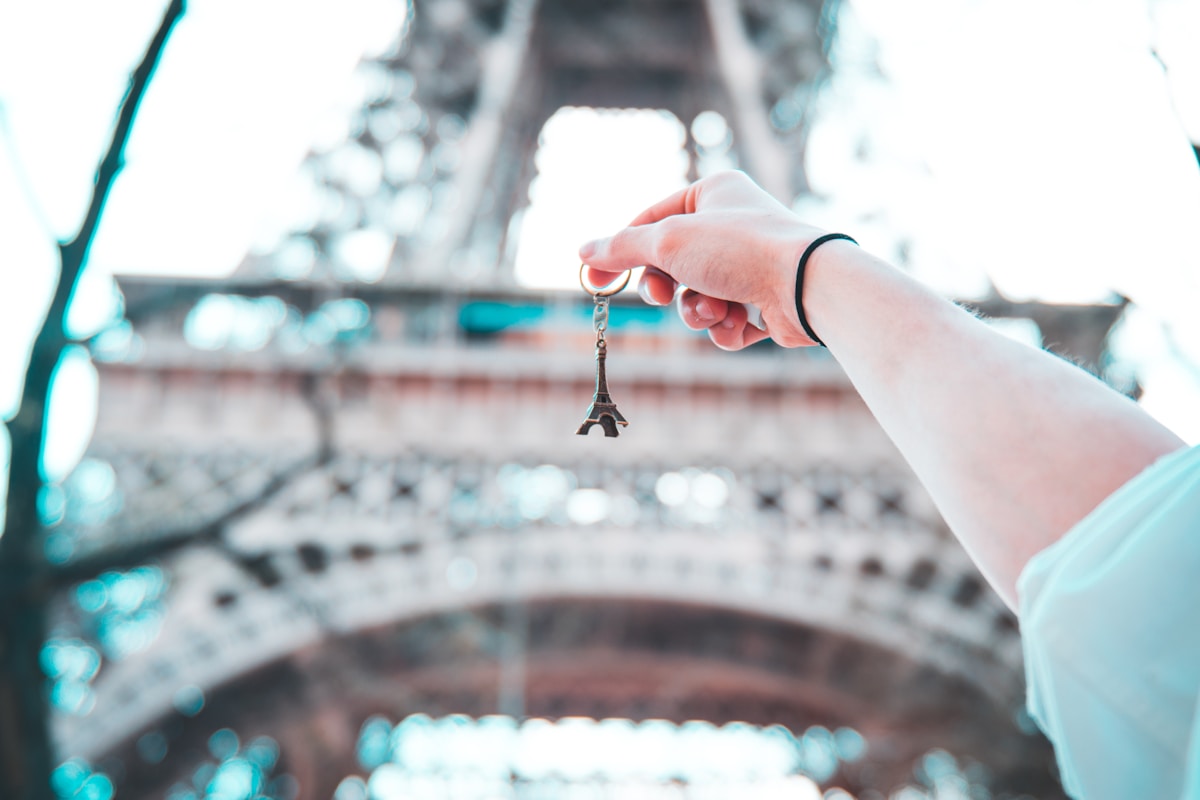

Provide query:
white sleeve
left=1018, top=444, right=1200, bottom=800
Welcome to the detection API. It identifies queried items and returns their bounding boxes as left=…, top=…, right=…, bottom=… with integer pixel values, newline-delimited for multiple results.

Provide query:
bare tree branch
left=0, top=3, right=187, bottom=797
left=2, top=0, right=187, bottom=562
left=49, top=451, right=328, bottom=585
left=58, top=0, right=187, bottom=304
left=49, top=371, right=336, bottom=585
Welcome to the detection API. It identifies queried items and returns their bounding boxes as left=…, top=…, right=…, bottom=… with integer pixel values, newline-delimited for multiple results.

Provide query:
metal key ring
left=579, top=263, right=631, bottom=297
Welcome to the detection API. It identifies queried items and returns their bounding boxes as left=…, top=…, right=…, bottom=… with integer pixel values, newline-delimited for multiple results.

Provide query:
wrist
left=765, top=234, right=859, bottom=347
left=800, top=237, right=882, bottom=349
left=791, top=234, right=859, bottom=347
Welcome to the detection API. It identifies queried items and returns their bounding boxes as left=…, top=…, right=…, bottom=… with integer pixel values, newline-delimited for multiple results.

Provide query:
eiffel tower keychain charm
left=577, top=264, right=631, bottom=437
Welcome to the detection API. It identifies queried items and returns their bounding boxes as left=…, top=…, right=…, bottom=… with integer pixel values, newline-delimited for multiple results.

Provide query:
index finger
left=576, top=179, right=702, bottom=277
left=626, top=170, right=771, bottom=226
left=625, top=183, right=701, bottom=227
left=583, top=267, right=675, bottom=306
left=583, top=265, right=633, bottom=293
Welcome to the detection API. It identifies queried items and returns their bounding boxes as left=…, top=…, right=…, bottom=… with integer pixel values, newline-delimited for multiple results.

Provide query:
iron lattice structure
left=44, top=1, right=1131, bottom=797
left=236, top=0, right=830, bottom=287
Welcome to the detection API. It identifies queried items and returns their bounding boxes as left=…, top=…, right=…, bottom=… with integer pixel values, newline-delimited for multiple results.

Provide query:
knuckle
left=605, top=228, right=632, bottom=257
left=653, top=217, right=685, bottom=263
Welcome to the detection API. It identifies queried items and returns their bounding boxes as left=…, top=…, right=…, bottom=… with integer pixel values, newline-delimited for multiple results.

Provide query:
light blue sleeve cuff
left=1018, top=444, right=1200, bottom=800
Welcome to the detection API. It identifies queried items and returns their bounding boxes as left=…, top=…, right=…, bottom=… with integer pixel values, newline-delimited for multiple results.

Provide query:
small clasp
left=593, top=296, right=609, bottom=335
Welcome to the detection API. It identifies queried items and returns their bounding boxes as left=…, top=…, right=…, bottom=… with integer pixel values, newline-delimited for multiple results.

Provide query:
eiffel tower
left=46, top=1, right=1124, bottom=797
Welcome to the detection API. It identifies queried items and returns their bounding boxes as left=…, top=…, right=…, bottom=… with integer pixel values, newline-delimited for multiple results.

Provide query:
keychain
left=576, top=264, right=630, bottom=437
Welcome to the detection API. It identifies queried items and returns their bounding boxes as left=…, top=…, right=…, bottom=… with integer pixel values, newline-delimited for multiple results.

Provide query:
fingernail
left=580, top=239, right=603, bottom=260
left=638, top=281, right=657, bottom=305
left=720, top=318, right=737, bottom=329
left=695, top=298, right=715, bottom=320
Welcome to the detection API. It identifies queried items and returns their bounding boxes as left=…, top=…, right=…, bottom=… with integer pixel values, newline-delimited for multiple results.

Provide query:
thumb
left=580, top=221, right=669, bottom=277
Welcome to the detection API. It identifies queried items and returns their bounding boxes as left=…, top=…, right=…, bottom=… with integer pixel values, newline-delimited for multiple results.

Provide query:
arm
left=580, top=171, right=1185, bottom=610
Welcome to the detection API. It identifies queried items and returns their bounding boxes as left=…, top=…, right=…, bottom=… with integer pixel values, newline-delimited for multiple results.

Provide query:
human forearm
left=580, top=171, right=1186, bottom=610
left=805, top=242, right=1185, bottom=607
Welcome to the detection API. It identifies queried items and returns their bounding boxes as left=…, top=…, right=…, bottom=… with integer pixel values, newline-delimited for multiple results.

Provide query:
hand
left=578, top=170, right=828, bottom=349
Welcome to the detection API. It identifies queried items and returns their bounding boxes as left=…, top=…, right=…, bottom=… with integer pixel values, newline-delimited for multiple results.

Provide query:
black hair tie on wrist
left=794, top=233, right=857, bottom=347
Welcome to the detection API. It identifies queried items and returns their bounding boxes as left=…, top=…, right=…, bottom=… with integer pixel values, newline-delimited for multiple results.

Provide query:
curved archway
left=98, top=598, right=1058, bottom=799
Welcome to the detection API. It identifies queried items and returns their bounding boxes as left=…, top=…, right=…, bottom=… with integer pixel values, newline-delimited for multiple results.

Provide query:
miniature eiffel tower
left=576, top=340, right=628, bottom=437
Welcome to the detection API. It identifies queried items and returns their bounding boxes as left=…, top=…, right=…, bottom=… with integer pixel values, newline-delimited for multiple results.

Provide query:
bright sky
left=0, top=0, right=407, bottom=478
left=513, top=107, right=690, bottom=289
left=2, top=0, right=1199, bottom=486
left=819, top=0, right=1200, bottom=443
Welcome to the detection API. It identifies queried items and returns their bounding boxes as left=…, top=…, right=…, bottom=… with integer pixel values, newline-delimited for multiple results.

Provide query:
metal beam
left=408, top=0, right=540, bottom=280
left=704, top=0, right=796, bottom=202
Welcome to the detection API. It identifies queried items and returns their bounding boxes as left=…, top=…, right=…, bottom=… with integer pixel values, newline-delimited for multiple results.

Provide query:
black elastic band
left=794, top=233, right=857, bottom=347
